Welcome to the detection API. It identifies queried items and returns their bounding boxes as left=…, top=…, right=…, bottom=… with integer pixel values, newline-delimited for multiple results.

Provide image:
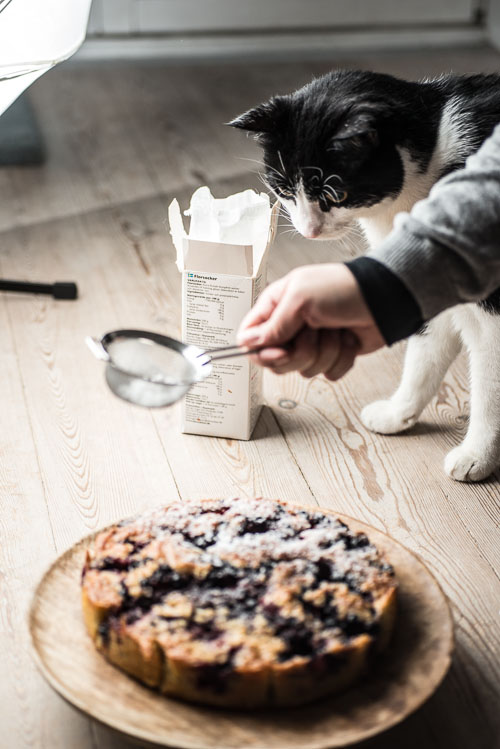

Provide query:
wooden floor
left=1, top=46, right=500, bottom=749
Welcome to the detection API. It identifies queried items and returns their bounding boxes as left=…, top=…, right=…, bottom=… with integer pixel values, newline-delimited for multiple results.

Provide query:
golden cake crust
left=81, top=498, right=397, bottom=707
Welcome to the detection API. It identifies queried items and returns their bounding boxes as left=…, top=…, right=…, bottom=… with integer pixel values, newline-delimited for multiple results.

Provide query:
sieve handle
left=202, top=344, right=262, bottom=362
left=85, top=336, right=111, bottom=362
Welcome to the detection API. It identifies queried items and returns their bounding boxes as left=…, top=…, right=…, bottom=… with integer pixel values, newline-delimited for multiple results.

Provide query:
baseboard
left=76, top=27, right=488, bottom=62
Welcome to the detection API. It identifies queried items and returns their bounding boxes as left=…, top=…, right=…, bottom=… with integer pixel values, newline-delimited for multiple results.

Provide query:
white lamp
left=0, top=0, right=92, bottom=116
left=0, top=0, right=92, bottom=298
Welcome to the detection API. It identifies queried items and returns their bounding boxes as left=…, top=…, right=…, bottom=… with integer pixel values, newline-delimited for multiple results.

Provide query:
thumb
left=242, top=289, right=305, bottom=347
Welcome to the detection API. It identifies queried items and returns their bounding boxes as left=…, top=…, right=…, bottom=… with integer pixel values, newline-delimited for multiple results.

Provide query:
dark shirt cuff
left=345, top=257, right=424, bottom=345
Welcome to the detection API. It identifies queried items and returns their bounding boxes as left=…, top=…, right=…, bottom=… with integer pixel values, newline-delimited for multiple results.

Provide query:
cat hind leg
left=444, top=307, right=500, bottom=481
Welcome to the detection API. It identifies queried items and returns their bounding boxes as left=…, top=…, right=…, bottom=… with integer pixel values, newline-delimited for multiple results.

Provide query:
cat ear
left=228, top=97, right=288, bottom=134
left=330, top=112, right=379, bottom=148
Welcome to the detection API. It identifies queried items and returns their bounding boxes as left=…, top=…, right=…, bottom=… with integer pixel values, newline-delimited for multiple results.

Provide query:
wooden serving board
left=29, top=513, right=453, bottom=749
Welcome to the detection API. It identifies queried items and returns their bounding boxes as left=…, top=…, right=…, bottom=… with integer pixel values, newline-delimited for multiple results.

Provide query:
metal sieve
left=86, top=329, right=258, bottom=408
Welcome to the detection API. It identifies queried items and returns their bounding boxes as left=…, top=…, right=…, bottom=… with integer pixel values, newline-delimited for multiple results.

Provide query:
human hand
left=237, top=263, right=385, bottom=380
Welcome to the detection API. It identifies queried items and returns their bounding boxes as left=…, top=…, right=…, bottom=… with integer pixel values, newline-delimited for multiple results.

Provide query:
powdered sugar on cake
left=113, top=497, right=387, bottom=582
left=82, top=497, right=397, bottom=705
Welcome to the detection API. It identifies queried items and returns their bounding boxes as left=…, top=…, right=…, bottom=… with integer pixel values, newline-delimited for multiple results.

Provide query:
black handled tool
left=0, top=279, right=78, bottom=299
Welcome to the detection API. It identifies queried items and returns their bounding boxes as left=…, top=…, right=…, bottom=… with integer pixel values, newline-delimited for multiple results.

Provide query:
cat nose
left=303, top=225, right=322, bottom=239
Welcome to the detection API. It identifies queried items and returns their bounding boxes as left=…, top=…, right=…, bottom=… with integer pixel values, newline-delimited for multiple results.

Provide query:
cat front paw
left=361, top=400, right=418, bottom=435
left=444, top=446, right=497, bottom=482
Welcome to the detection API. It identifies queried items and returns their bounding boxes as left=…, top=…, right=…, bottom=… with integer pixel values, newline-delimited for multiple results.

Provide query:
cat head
left=229, top=70, right=409, bottom=240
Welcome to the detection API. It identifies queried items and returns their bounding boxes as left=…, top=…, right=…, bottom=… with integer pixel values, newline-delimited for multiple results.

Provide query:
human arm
left=348, top=122, right=500, bottom=343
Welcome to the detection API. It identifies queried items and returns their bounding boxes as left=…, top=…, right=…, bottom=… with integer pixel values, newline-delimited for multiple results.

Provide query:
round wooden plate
left=29, top=512, right=453, bottom=749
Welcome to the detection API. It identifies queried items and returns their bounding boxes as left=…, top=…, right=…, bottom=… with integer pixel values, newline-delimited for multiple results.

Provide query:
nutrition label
left=181, top=271, right=259, bottom=438
left=183, top=273, right=252, bottom=348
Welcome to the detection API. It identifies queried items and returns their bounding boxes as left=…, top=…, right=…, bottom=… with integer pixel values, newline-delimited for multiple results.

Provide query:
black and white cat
left=230, top=69, right=500, bottom=482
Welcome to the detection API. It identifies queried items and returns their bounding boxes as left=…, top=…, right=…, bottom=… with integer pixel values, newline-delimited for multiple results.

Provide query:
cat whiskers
left=302, top=165, right=324, bottom=180
left=237, top=156, right=287, bottom=183
left=256, top=172, right=273, bottom=193
left=279, top=225, right=300, bottom=238
left=277, top=208, right=299, bottom=237
left=277, top=150, right=287, bottom=177
left=322, top=184, right=343, bottom=202
left=278, top=202, right=292, bottom=219
left=335, top=223, right=366, bottom=257
left=348, top=223, right=366, bottom=238
left=333, top=231, right=355, bottom=255
left=324, top=172, right=342, bottom=185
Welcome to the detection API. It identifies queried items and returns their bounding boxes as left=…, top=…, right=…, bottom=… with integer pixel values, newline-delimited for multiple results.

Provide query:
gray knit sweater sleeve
left=365, top=123, right=500, bottom=321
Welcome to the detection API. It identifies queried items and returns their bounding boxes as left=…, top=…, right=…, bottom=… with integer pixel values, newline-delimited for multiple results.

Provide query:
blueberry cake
left=81, top=498, right=397, bottom=708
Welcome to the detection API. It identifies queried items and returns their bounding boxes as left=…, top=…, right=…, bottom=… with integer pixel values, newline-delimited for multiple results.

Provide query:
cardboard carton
left=169, top=188, right=278, bottom=440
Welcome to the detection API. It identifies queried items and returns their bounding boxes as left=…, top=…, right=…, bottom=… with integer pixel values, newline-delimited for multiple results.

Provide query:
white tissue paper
left=171, top=186, right=273, bottom=277
left=187, top=186, right=270, bottom=258
left=169, top=186, right=278, bottom=440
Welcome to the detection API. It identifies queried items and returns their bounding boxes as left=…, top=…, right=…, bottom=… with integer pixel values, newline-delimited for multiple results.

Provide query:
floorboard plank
left=0, top=277, right=93, bottom=748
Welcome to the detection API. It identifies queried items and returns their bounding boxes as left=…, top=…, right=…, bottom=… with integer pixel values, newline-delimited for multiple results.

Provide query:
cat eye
left=324, top=189, right=348, bottom=204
